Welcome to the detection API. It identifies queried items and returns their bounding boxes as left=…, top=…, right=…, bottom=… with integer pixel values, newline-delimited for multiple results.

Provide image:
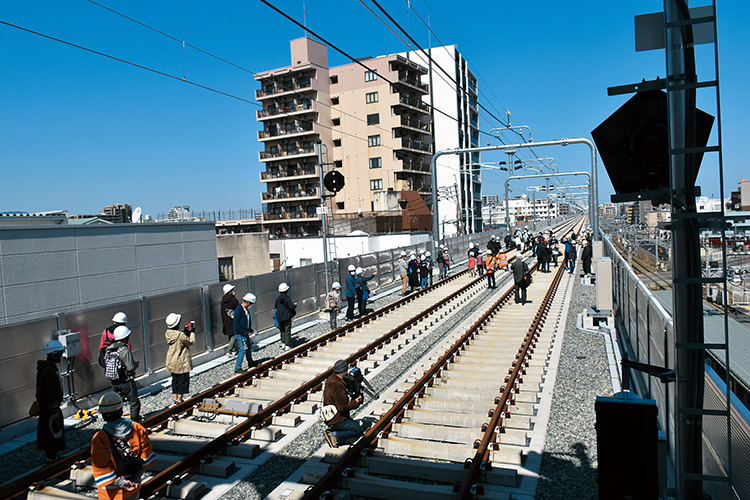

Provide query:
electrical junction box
left=595, top=257, right=613, bottom=312
left=58, top=330, right=82, bottom=358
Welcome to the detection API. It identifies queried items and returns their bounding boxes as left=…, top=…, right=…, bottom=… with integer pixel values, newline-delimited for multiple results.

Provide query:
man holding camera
left=322, top=359, right=365, bottom=448
left=165, top=313, right=195, bottom=406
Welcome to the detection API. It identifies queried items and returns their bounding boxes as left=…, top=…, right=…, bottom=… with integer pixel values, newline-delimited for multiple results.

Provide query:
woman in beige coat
left=165, top=312, right=195, bottom=405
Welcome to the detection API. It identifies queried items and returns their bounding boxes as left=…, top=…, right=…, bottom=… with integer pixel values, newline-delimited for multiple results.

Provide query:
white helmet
left=356, top=267, right=364, bottom=275
left=166, top=313, right=181, bottom=328
left=243, top=292, right=256, bottom=303
left=426, top=251, right=431, bottom=257
left=400, top=251, right=407, bottom=257
left=223, top=283, right=235, bottom=294
left=113, top=325, right=131, bottom=341
left=332, top=281, right=341, bottom=289
left=112, top=312, right=127, bottom=324
left=43, top=340, right=65, bottom=355
left=420, top=253, right=425, bottom=259
left=348, top=264, right=356, bottom=272
left=278, top=283, right=290, bottom=293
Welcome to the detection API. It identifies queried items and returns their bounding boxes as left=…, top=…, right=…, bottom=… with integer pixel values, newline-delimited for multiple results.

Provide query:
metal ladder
left=663, top=1, right=732, bottom=496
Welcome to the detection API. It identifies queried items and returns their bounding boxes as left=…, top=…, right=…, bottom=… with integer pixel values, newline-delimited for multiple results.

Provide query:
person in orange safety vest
left=485, top=250, right=497, bottom=289
left=91, top=392, right=155, bottom=500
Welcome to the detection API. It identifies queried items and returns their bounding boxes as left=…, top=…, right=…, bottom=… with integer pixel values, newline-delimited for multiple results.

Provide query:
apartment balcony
left=255, top=79, right=314, bottom=100
left=258, top=123, right=315, bottom=141
left=262, top=212, right=319, bottom=223
left=392, top=95, right=430, bottom=115
left=396, top=137, right=432, bottom=154
left=392, top=73, right=429, bottom=94
left=261, top=187, right=320, bottom=203
left=259, top=147, right=317, bottom=162
left=395, top=116, right=431, bottom=135
left=257, top=101, right=316, bottom=121
left=260, top=167, right=318, bottom=183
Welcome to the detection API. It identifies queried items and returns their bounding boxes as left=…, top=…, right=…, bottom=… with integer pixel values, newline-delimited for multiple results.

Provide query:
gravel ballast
left=535, top=266, right=615, bottom=500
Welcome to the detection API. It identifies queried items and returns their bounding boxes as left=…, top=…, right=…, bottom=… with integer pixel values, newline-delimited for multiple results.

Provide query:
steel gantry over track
left=430, top=138, right=599, bottom=254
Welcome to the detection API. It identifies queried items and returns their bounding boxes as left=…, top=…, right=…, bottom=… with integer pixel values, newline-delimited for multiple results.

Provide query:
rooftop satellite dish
left=132, top=207, right=142, bottom=223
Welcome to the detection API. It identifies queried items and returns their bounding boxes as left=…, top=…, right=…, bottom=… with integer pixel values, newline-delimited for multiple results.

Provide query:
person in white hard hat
left=98, top=312, right=129, bottom=368
left=233, top=293, right=258, bottom=372
left=91, top=392, right=155, bottom=500
left=275, top=283, right=297, bottom=350
left=220, top=283, right=239, bottom=357
left=165, top=313, right=195, bottom=405
left=323, top=282, right=342, bottom=330
left=36, top=340, right=66, bottom=463
left=103, top=326, right=141, bottom=422
left=343, top=264, right=357, bottom=320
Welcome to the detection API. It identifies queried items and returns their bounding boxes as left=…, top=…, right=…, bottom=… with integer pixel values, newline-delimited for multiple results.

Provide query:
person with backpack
left=419, top=253, right=430, bottom=288
left=36, top=340, right=66, bottom=463
left=220, top=284, right=239, bottom=357
left=275, top=283, right=297, bottom=351
left=104, top=326, right=141, bottom=422
left=98, top=312, right=129, bottom=368
left=407, top=253, right=420, bottom=292
left=164, top=313, right=195, bottom=405
left=91, top=392, right=155, bottom=500
left=323, top=282, right=342, bottom=331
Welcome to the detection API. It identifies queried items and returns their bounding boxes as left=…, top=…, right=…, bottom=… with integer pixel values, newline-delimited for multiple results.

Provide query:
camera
left=184, top=320, right=195, bottom=333
left=344, top=366, right=379, bottom=400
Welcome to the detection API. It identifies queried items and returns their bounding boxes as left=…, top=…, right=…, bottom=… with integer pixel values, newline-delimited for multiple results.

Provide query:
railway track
left=271, top=224, right=581, bottom=500
left=4, top=217, right=584, bottom=500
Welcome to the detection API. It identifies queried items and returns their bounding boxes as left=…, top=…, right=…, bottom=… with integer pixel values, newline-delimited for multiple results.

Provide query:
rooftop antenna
left=303, top=1, right=308, bottom=38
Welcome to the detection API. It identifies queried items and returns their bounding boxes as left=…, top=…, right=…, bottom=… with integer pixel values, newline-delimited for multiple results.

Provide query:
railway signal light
left=591, top=89, right=713, bottom=199
left=323, top=170, right=345, bottom=194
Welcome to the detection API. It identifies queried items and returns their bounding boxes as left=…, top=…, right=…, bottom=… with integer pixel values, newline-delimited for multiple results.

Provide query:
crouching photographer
left=320, top=359, right=366, bottom=448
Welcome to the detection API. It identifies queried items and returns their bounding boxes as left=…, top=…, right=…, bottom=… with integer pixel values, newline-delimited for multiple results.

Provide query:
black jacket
left=275, top=293, right=296, bottom=322
left=582, top=245, right=593, bottom=262
left=221, top=292, right=240, bottom=336
left=511, top=259, right=529, bottom=284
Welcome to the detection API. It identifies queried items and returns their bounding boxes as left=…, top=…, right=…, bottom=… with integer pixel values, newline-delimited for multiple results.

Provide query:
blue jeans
left=235, top=336, right=253, bottom=370
left=421, top=276, right=428, bottom=288
left=330, top=418, right=364, bottom=445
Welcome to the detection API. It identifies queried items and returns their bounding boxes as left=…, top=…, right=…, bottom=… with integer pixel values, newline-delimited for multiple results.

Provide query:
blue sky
left=1, top=0, right=747, bottom=218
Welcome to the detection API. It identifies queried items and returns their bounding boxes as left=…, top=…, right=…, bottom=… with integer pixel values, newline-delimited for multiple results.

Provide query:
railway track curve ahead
left=4, top=217, right=583, bottom=500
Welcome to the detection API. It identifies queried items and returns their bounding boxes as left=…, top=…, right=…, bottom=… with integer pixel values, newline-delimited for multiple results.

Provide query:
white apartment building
left=402, top=46, right=481, bottom=236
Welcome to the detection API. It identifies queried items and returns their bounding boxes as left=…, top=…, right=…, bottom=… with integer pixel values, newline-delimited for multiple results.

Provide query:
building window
left=218, top=257, right=234, bottom=282
left=367, top=113, right=380, bottom=125
left=365, top=70, right=378, bottom=82
left=370, top=179, right=383, bottom=191
left=369, top=157, right=382, bottom=169
left=366, top=91, right=379, bottom=103
left=368, top=135, right=381, bottom=147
